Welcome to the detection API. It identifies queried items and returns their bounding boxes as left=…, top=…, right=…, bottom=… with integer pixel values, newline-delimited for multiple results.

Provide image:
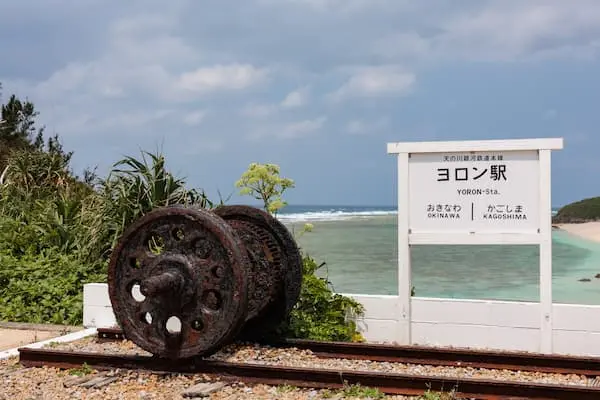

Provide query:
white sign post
left=387, top=138, right=563, bottom=353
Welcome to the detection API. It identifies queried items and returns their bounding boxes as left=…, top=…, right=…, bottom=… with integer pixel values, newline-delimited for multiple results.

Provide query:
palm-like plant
left=96, top=149, right=213, bottom=251
left=1, top=145, right=72, bottom=198
left=0, top=144, right=85, bottom=251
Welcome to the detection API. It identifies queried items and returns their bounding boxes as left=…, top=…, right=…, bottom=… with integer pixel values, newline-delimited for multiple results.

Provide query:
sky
left=1, top=0, right=600, bottom=208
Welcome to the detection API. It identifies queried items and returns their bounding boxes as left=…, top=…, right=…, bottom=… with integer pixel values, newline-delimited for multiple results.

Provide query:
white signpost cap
left=387, top=138, right=564, bottom=154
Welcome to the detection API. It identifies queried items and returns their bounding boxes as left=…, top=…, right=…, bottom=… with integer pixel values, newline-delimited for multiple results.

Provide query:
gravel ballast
left=46, top=337, right=597, bottom=387
left=1, top=355, right=425, bottom=399
left=2, top=335, right=599, bottom=399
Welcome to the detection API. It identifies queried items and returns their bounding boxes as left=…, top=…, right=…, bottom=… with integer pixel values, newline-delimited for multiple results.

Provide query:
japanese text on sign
left=437, top=165, right=507, bottom=182
left=442, top=154, right=504, bottom=162
left=408, top=150, right=539, bottom=232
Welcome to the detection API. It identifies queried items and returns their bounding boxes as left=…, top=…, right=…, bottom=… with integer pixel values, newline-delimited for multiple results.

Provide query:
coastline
left=554, top=222, right=600, bottom=244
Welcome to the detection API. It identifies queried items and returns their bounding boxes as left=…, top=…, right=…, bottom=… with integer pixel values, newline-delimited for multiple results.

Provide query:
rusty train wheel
left=213, top=205, right=303, bottom=340
left=107, top=206, right=249, bottom=359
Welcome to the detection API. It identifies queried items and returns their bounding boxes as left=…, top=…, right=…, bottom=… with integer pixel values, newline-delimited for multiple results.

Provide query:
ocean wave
left=277, top=210, right=397, bottom=222
left=277, top=208, right=559, bottom=222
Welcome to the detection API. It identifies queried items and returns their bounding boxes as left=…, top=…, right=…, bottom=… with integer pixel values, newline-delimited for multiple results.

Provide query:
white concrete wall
left=410, top=297, right=541, bottom=352
left=84, top=283, right=600, bottom=357
left=84, top=283, right=118, bottom=328
left=348, top=293, right=600, bottom=356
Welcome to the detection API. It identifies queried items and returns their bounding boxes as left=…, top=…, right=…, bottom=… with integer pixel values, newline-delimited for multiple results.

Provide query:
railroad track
left=16, top=326, right=600, bottom=399
left=17, top=345, right=600, bottom=399
left=97, top=327, right=600, bottom=378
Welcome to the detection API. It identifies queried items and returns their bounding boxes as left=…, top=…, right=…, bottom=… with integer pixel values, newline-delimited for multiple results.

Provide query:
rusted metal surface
left=107, top=206, right=249, bottom=359
left=107, top=204, right=303, bottom=359
left=96, top=328, right=600, bottom=377
left=213, top=205, right=302, bottom=340
left=18, top=347, right=600, bottom=399
left=96, top=327, right=124, bottom=342
left=278, top=338, right=600, bottom=378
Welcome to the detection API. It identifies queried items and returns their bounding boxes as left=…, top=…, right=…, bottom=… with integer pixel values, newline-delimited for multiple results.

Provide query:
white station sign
left=408, top=150, right=540, bottom=233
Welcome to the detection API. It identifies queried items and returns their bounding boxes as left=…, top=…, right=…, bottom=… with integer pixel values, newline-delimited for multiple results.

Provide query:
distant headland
left=552, top=197, right=600, bottom=244
left=552, top=197, right=600, bottom=224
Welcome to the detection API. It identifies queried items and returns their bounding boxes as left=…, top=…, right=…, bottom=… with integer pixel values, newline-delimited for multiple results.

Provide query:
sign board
left=408, top=150, right=539, bottom=233
left=387, top=138, right=563, bottom=353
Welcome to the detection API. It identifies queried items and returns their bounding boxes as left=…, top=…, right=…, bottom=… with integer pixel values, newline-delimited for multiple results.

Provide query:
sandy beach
left=555, top=222, right=600, bottom=243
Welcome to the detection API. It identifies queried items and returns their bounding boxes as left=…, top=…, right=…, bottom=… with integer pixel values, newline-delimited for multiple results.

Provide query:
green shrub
left=279, top=254, right=365, bottom=341
left=0, top=250, right=105, bottom=324
left=0, top=216, right=46, bottom=256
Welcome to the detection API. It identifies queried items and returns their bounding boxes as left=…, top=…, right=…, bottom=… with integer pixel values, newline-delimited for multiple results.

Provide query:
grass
left=340, top=383, right=385, bottom=398
left=320, top=383, right=384, bottom=399
left=276, top=384, right=297, bottom=393
left=418, top=389, right=460, bottom=399
left=276, top=382, right=460, bottom=399
left=67, top=362, right=93, bottom=377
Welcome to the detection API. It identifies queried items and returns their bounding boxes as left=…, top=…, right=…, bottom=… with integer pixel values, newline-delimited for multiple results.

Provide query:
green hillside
left=553, top=197, right=600, bottom=223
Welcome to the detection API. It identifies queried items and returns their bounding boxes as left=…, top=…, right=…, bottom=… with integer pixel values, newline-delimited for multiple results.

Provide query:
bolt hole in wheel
left=192, top=238, right=212, bottom=259
left=142, top=312, right=153, bottom=324
left=191, top=319, right=204, bottom=331
left=202, top=290, right=222, bottom=311
left=166, top=316, right=182, bottom=334
left=172, top=228, right=185, bottom=241
left=147, top=234, right=165, bottom=255
left=211, top=265, right=223, bottom=278
left=131, top=283, right=146, bottom=302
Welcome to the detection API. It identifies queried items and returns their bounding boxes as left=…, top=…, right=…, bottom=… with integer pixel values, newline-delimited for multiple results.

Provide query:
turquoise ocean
left=277, top=205, right=600, bottom=305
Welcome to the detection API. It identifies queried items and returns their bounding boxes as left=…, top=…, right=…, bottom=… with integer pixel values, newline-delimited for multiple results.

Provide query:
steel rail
left=96, top=328, right=600, bottom=377
left=17, top=347, right=600, bottom=399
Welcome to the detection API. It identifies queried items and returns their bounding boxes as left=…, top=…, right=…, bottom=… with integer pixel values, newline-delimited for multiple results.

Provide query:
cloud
left=15, top=12, right=268, bottom=109
left=183, top=110, right=207, bottom=126
left=2, top=0, right=600, bottom=206
left=281, top=86, right=309, bottom=108
left=346, top=117, right=389, bottom=135
left=240, top=86, right=309, bottom=119
left=241, top=103, right=277, bottom=118
left=177, top=64, right=268, bottom=94
left=257, top=0, right=385, bottom=13
left=328, top=66, right=415, bottom=103
left=372, top=2, right=600, bottom=63
left=372, top=32, right=431, bottom=60
left=1, top=6, right=273, bottom=147
left=248, top=116, right=327, bottom=140
left=280, top=116, right=326, bottom=138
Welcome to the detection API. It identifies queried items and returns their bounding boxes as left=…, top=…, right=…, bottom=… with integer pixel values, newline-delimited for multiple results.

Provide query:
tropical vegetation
left=0, top=83, right=364, bottom=341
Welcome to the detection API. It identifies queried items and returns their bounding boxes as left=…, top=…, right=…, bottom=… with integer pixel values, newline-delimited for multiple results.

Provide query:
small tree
left=0, top=83, right=45, bottom=173
left=235, top=163, right=294, bottom=214
left=235, top=162, right=365, bottom=342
